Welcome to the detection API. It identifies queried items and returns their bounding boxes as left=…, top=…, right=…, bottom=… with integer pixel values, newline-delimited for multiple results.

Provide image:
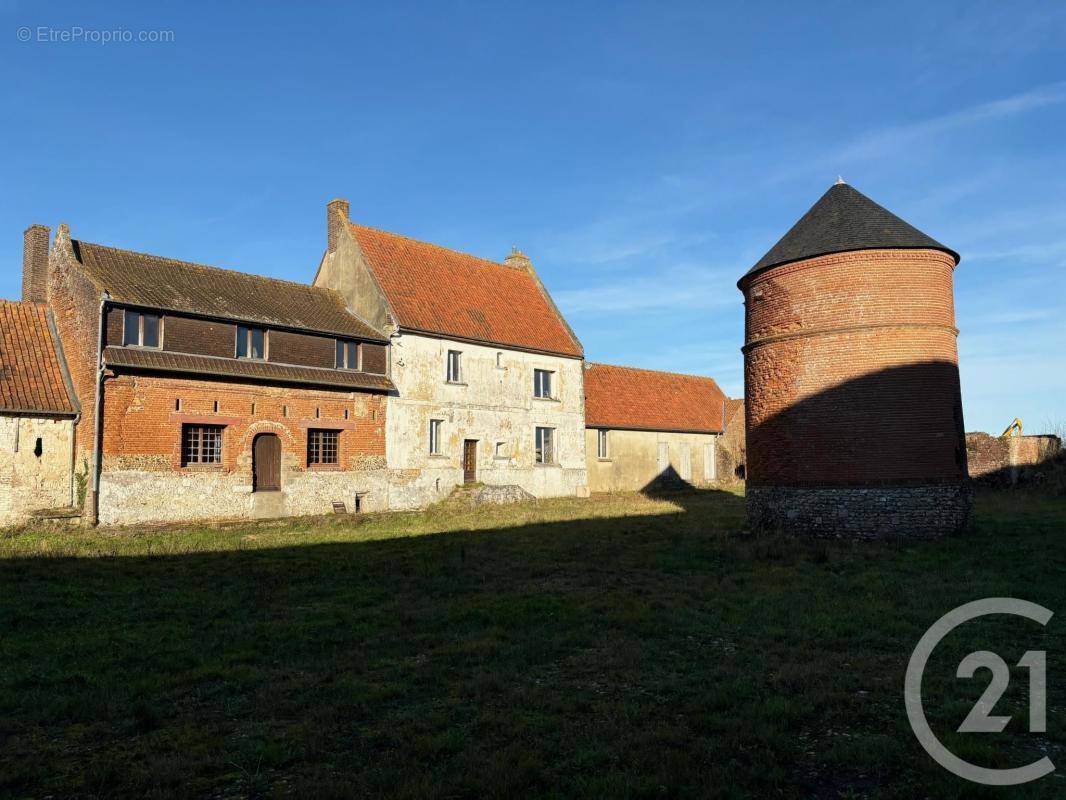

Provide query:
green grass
left=1, top=488, right=1063, bottom=798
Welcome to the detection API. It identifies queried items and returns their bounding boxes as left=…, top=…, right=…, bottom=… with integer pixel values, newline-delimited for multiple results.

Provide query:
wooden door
left=253, top=433, right=281, bottom=491
left=463, top=440, right=477, bottom=484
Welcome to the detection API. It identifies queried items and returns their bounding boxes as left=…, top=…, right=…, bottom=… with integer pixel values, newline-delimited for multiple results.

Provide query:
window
left=597, top=429, right=609, bottom=459
left=182, top=424, right=223, bottom=466
left=236, top=325, right=265, bottom=359
left=122, top=310, right=160, bottom=348
left=429, top=419, right=443, bottom=455
left=495, top=441, right=509, bottom=459
left=307, top=429, right=339, bottom=465
left=336, top=339, right=361, bottom=370
left=446, top=350, right=462, bottom=383
left=496, top=352, right=504, bottom=368
left=534, top=369, right=554, bottom=399
left=535, top=426, right=555, bottom=465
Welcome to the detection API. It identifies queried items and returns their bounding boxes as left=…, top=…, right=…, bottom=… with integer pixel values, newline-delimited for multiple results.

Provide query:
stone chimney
left=327, top=198, right=350, bottom=253
left=22, top=224, right=50, bottom=302
left=503, top=246, right=533, bottom=272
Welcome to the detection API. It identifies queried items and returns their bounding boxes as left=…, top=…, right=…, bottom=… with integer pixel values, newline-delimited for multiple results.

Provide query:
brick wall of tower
left=741, top=248, right=967, bottom=489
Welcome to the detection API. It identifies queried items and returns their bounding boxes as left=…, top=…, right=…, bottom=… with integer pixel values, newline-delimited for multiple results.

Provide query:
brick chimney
left=503, top=246, right=533, bottom=272
left=327, top=198, right=350, bottom=253
left=22, top=224, right=50, bottom=302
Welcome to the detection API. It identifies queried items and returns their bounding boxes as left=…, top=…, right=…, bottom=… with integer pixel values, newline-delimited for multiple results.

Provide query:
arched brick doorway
left=253, top=433, right=281, bottom=492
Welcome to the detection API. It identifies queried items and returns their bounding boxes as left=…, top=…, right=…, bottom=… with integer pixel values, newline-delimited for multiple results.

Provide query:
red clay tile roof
left=0, top=301, right=77, bottom=416
left=73, top=240, right=385, bottom=341
left=103, top=347, right=394, bottom=392
left=584, top=363, right=726, bottom=434
left=724, top=397, right=744, bottom=429
left=350, top=224, right=582, bottom=357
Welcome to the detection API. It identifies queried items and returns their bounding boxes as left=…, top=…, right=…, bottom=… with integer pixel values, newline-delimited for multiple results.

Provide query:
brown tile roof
left=724, top=397, right=744, bottom=429
left=584, top=362, right=726, bottom=434
left=0, top=301, right=77, bottom=416
left=72, top=240, right=385, bottom=341
left=351, top=224, right=582, bottom=357
left=103, top=347, right=394, bottom=393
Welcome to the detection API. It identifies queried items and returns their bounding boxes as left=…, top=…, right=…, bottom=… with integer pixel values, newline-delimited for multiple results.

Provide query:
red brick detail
left=584, top=362, right=726, bottom=433
left=351, top=224, right=582, bottom=357
left=741, top=248, right=967, bottom=488
left=100, top=374, right=386, bottom=473
left=22, top=225, right=50, bottom=303
left=0, top=300, right=76, bottom=415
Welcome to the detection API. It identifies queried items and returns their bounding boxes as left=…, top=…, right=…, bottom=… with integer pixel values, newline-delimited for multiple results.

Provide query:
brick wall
left=101, top=373, right=386, bottom=472
left=741, top=249, right=967, bottom=488
left=966, top=432, right=1062, bottom=483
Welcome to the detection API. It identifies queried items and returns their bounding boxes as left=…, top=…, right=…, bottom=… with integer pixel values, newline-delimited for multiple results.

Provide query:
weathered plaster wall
left=584, top=428, right=720, bottom=493
left=96, top=373, right=388, bottom=525
left=386, top=333, right=588, bottom=508
left=0, top=416, right=74, bottom=525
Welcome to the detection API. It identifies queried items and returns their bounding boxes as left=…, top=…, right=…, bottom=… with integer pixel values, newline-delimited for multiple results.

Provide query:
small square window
left=446, top=350, right=462, bottom=383
left=181, top=424, right=224, bottom=466
left=122, top=310, right=161, bottom=348
left=429, top=419, right=443, bottom=455
left=535, top=427, right=555, bottom=465
left=307, top=429, right=339, bottom=465
left=495, top=441, right=509, bottom=459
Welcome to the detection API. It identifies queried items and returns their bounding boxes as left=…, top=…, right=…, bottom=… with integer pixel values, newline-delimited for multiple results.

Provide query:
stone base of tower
left=747, top=485, right=973, bottom=539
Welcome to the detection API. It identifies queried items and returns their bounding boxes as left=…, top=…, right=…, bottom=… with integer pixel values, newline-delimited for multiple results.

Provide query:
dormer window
left=122, top=310, right=161, bottom=348
left=336, top=339, right=362, bottom=370
left=236, top=325, right=265, bottom=359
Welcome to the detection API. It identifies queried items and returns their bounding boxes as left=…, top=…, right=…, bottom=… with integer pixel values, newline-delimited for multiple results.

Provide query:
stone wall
left=584, top=427, right=720, bottom=493
left=0, top=416, right=75, bottom=526
left=747, top=485, right=974, bottom=539
left=966, top=432, right=1062, bottom=484
left=385, top=333, right=588, bottom=509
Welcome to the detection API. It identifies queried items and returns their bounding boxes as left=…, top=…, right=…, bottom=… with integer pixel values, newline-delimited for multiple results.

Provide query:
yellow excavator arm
left=1000, top=418, right=1023, bottom=438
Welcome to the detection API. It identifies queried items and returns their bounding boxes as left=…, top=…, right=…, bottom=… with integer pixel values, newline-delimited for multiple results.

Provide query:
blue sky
left=2, top=1, right=1064, bottom=434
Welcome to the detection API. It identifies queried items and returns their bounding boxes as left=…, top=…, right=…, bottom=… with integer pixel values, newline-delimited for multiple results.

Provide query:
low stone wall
left=966, top=432, right=1062, bottom=484
left=747, top=485, right=973, bottom=539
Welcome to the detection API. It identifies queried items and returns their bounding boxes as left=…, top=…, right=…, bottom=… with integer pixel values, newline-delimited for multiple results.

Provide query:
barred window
left=182, top=424, right=223, bottom=466
left=308, top=429, right=339, bottom=465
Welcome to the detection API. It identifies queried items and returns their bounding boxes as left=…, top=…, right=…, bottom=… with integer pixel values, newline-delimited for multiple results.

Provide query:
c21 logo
left=905, top=598, right=1054, bottom=786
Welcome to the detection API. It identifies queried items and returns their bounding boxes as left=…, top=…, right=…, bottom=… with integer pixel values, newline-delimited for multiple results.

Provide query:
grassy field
left=1, top=488, right=1063, bottom=799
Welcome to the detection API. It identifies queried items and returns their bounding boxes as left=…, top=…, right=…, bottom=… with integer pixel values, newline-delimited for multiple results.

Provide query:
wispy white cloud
left=772, top=82, right=1066, bottom=183
left=555, top=264, right=738, bottom=314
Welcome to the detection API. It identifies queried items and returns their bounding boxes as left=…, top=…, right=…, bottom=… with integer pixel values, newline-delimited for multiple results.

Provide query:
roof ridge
left=75, top=240, right=333, bottom=294
left=586, top=361, right=721, bottom=382
left=350, top=222, right=507, bottom=270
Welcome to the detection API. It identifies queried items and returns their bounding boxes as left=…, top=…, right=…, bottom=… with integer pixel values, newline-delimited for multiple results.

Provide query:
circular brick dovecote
left=739, top=183, right=972, bottom=538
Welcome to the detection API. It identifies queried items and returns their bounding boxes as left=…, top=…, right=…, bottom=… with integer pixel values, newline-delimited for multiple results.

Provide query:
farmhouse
left=583, top=362, right=735, bottom=493
left=314, top=200, right=589, bottom=508
left=29, top=223, right=394, bottom=526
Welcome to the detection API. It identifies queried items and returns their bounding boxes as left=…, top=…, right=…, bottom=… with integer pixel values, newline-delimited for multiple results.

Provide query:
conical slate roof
left=741, top=182, right=959, bottom=283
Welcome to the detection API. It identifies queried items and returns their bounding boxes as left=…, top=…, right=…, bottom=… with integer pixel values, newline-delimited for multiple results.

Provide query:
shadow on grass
left=1, top=488, right=1064, bottom=799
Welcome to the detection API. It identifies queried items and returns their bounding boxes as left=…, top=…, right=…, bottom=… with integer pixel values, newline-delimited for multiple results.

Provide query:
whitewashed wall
left=386, top=333, right=588, bottom=508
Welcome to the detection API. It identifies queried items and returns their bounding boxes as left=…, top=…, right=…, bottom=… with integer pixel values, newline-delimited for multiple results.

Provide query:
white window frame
left=429, top=419, right=443, bottom=455
left=446, top=350, right=463, bottom=383
left=533, top=368, right=554, bottom=399
left=597, top=429, right=609, bottom=459
left=236, top=325, right=267, bottom=360
left=122, top=309, right=162, bottom=349
left=535, top=426, right=555, bottom=465
left=336, top=339, right=362, bottom=370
